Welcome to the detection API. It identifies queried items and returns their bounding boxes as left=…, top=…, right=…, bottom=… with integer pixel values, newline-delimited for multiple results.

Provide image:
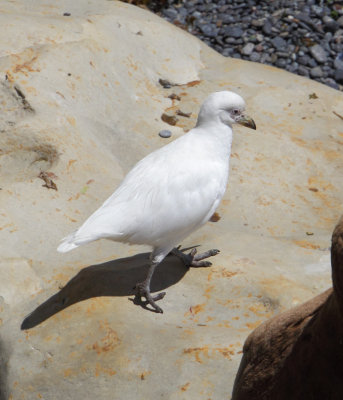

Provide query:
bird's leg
left=171, top=246, right=220, bottom=267
left=133, top=261, right=166, bottom=313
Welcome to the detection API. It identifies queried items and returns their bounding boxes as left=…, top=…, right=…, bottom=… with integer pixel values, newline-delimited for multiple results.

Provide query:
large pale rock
left=0, top=0, right=342, bottom=399
left=232, top=216, right=343, bottom=400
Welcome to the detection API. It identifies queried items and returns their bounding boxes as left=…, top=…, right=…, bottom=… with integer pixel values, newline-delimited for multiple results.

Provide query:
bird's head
left=197, top=91, right=256, bottom=130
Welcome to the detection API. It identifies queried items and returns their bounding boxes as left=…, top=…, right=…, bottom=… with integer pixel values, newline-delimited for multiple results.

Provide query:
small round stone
left=310, top=66, right=324, bottom=78
left=241, top=42, right=254, bottom=56
left=162, top=8, right=178, bottom=20
left=159, top=130, right=172, bottom=139
left=310, top=44, right=327, bottom=64
left=250, top=52, right=261, bottom=62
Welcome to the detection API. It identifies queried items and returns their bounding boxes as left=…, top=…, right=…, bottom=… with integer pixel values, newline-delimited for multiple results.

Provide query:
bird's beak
left=237, top=114, right=256, bottom=130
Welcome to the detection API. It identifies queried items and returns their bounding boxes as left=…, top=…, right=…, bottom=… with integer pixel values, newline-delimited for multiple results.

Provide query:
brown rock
left=232, top=216, right=343, bottom=400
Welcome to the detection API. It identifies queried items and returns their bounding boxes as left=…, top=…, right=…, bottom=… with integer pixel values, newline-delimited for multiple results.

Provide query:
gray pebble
left=324, top=32, right=333, bottom=42
left=311, top=5, right=324, bottom=17
left=232, top=53, right=242, bottom=59
left=310, top=44, right=327, bottom=63
left=334, top=53, right=343, bottom=70
left=241, top=42, right=254, bottom=56
left=250, top=52, right=261, bottom=62
left=225, top=26, right=244, bottom=38
left=325, top=78, right=340, bottom=89
left=310, top=66, right=324, bottom=78
left=200, top=23, right=217, bottom=37
left=251, top=19, right=265, bottom=28
left=163, top=8, right=178, bottom=20
left=298, top=66, right=310, bottom=76
left=334, top=68, right=343, bottom=83
left=271, top=36, right=287, bottom=51
left=308, top=58, right=318, bottom=68
left=323, top=16, right=339, bottom=32
left=192, top=11, right=202, bottom=19
left=262, top=20, right=273, bottom=35
left=159, top=130, right=172, bottom=139
left=275, top=58, right=287, bottom=68
left=287, top=62, right=299, bottom=73
left=222, top=48, right=232, bottom=57
left=298, top=55, right=310, bottom=66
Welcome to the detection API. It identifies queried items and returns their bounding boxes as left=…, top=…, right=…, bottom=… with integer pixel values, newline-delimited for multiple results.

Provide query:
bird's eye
left=232, top=109, right=240, bottom=115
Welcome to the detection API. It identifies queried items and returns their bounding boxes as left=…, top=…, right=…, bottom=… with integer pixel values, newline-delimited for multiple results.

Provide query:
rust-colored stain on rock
left=248, top=303, right=272, bottom=318
left=294, top=240, right=320, bottom=250
left=185, top=303, right=206, bottom=318
left=183, top=345, right=235, bottom=363
left=181, top=382, right=190, bottom=391
left=63, top=368, right=75, bottom=378
left=203, top=284, right=214, bottom=299
left=140, top=370, right=152, bottom=380
left=95, top=362, right=116, bottom=377
left=11, top=48, right=40, bottom=75
left=89, top=321, right=121, bottom=355
left=245, top=320, right=263, bottom=330
left=186, top=80, right=201, bottom=87
left=207, top=268, right=239, bottom=282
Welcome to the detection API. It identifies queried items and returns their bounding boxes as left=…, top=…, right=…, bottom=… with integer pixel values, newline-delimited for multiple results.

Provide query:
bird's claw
left=193, top=248, right=220, bottom=261
left=133, top=282, right=165, bottom=313
left=172, top=246, right=220, bottom=267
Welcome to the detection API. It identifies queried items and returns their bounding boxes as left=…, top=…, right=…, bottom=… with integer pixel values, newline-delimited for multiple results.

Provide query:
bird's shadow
left=21, top=251, right=190, bottom=330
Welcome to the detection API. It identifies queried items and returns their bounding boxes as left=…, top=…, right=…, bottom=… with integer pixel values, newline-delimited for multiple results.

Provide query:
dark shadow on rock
left=232, top=215, right=343, bottom=400
left=0, top=338, right=9, bottom=400
left=21, top=251, right=189, bottom=330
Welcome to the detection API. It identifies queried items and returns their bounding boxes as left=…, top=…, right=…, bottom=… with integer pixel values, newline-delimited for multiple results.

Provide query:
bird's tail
left=57, top=230, right=104, bottom=253
left=57, top=232, right=79, bottom=253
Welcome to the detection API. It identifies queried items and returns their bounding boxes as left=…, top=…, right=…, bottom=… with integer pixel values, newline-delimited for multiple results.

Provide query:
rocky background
left=145, top=0, right=343, bottom=91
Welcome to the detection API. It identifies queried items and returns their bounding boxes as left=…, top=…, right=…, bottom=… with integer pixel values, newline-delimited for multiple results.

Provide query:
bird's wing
left=58, top=132, right=229, bottom=251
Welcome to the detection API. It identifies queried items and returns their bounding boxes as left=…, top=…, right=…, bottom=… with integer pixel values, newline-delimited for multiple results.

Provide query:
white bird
left=58, top=91, right=256, bottom=313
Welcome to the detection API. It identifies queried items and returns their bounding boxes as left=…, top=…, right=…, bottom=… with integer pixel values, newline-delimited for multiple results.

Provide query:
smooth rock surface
left=0, top=1, right=343, bottom=399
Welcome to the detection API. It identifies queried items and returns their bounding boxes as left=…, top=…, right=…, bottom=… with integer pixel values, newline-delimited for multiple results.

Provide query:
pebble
left=335, top=69, right=343, bottom=83
left=162, top=8, right=178, bottom=20
left=271, top=37, right=287, bottom=51
left=334, top=53, right=343, bottom=70
left=310, top=66, right=323, bottom=78
left=250, top=52, right=261, bottom=62
left=310, top=45, right=327, bottom=64
left=275, top=58, right=287, bottom=68
left=323, top=16, right=339, bottom=32
left=200, top=24, right=217, bottom=37
left=149, top=0, right=343, bottom=91
left=226, top=26, right=244, bottom=38
left=241, top=42, right=254, bottom=56
left=298, top=66, right=310, bottom=76
left=298, top=55, right=310, bottom=66
left=159, top=130, right=172, bottom=138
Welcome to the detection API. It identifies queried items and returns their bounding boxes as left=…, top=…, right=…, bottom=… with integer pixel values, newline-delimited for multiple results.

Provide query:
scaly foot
left=133, top=282, right=166, bottom=313
left=171, top=246, right=220, bottom=267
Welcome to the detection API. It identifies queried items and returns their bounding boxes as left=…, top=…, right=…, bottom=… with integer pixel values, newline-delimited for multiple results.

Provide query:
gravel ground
left=148, top=0, right=343, bottom=91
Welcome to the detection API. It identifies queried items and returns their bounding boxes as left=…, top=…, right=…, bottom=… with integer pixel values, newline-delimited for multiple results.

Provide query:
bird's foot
left=171, top=246, right=220, bottom=267
left=133, top=282, right=166, bottom=313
